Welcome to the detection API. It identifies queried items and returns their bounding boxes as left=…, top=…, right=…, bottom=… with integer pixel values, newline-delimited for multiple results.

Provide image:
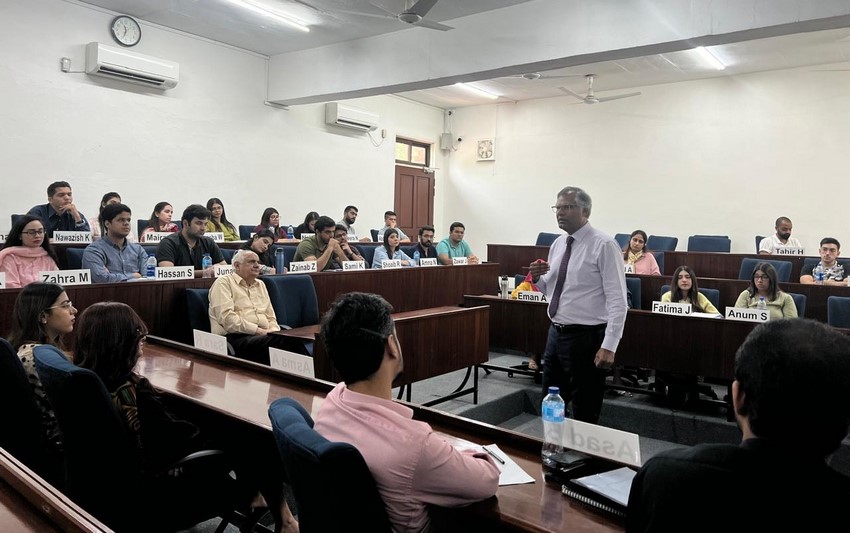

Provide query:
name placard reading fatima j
left=40, top=269, right=92, bottom=286
left=142, top=232, right=173, bottom=243
left=214, top=264, right=234, bottom=277
left=155, top=266, right=194, bottom=280
left=0, top=272, right=5, bottom=289
left=561, top=418, right=642, bottom=468
left=651, top=301, right=692, bottom=316
left=517, top=291, right=547, bottom=302
left=381, top=259, right=402, bottom=269
left=342, top=260, right=366, bottom=271
left=50, top=231, right=92, bottom=244
left=774, top=246, right=804, bottom=255
left=624, top=264, right=634, bottom=274
left=288, top=260, right=318, bottom=273
left=269, top=347, right=315, bottom=378
left=452, top=256, right=469, bottom=265
left=207, top=232, right=225, bottom=243
left=419, top=257, right=438, bottom=267
left=725, top=307, right=769, bottom=323
left=192, top=329, right=228, bottom=355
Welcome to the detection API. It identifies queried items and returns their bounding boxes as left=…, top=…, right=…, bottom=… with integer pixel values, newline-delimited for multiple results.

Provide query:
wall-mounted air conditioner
left=85, top=42, right=179, bottom=90
left=325, top=102, right=379, bottom=132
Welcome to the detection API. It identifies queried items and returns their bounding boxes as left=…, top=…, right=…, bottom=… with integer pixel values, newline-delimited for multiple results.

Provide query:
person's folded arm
left=209, top=280, right=258, bottom=334
left=412, top=432, right=500, bottom=507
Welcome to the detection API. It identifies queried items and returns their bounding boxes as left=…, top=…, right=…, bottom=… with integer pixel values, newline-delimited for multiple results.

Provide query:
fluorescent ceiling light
left=694, top=46, right=725, bottom=70
left=454, top=83, right=499, bottom=100
left=224, top=0, right=310, bottom=32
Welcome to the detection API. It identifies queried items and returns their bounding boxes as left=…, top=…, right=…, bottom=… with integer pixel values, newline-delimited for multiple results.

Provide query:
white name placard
left=40, top=269, right=92, bottom=285
left=299, top=233, right=314, bottom=240
left=452, top=257, right=469, bottom=266
left=774, top=246, right=804, bottom=255
left=343, top=260, right=366, bottom=271
left=214, top=264, right=234, bottom=277
left=50, top=231, right=91, bottom=244
left=0, top=233, right=7, bottom=244
left=561, top=418, right=642, bottom=467
left=192, top=329, right=228, bottom=355
left=517, top=291, right=546, bottom=302
left=288, top=261, right=318, bottom=273
left=269, top=347, right=315, bottom=378
left=381, top=259, right=402, bottom=269
left=651, top=301, right=692, bottom=316
left=725, top=307, right=769, bottom=323
left=419, top=257, right=438, bottom=267
left=0, top=272, right=5, bottom=289
left=624, top=264, right=634, bottom=274
left=207, top=232, right=225, bottom=243
left=377, top=232, right=384, bottom=242
left=142, top=232, right=172, bottom=243
left=155, top=266, right=194, bottom=280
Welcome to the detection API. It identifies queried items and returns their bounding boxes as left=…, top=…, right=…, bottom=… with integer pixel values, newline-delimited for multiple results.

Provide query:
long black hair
left=206, top=197, right=237, bottom=235
left=1, top=215, right=59, bottom=265
left=8, top=282, right=67, bottom=350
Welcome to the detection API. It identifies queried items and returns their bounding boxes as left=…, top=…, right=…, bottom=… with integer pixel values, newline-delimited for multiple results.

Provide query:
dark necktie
left=548, top=236, right=574, bottom=317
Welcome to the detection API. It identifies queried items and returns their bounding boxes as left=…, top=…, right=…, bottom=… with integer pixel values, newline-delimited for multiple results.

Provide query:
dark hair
left=47, top=181, right=71, bottom=197
left=241, top=229, right=276, bottom=267
left=73, top=302, right=148, bottom=392
left=623, top=229, right=649, bottom=260
left=1, top=215, right=59, bottom=265
left=344, top=206, right=358, bottom=213
left=670, top=265, right=709, bottom=312
left=260, top=208, right=279, bottom=228
left=557, top=186, right=593, bottom=217
left=384, top=210, right=396, bottom=218
left=8, top=283, right=67, bottom=350
left=334, top=224, right=348, bottom=233
left=321, top=292, right=395, bottom=385
left=419, top=225, right=435, bottom=236
left=181, top=204, right=211, bottom=226
left=303, top=211, right=320, bottom=226
left=147, top=202, right=173, bottom=232
left=734, top=319, right=850, bottom=457
left=315, top=216, right=336, bottom=233
left=449, top=222, right=465, bottom=232
left=206, top=198, right=237, bottom=235
left=746, top=262, right=779, bottom=301
left=775, top=217, right=791, bottom=227
left=96, top=192, right=121, bottom=235
left=382, top=228, right=400, bottom=254
left=101, top=203, right=131, bottom=226
left=820, top=237, right=840, bottom=249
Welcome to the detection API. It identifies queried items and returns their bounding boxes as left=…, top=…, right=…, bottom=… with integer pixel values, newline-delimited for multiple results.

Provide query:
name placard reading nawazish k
left=50, top=231, right=92, bottom=244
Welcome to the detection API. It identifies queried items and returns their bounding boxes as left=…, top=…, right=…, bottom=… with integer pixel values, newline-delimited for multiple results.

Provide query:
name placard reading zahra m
left=142, top=232, right=172, bottom=243
left=452, top=257, right=469, bottom=265
left=288, top=261, right=318, bottom=273
left=651, top=301, right=692, bottom=316
left=725, top=307, right=768, bottom=323
left=561, top=418, right=642, bottom=467
left=50, top=231, right=92, bottom=244
left=381, top=259, right=402, bottom=269
left=207, top=232, right=225, bottom=243
left=193, top=329, right=228, bottom=355
left=774, top=246, right=804, bottom=255
left=41, top=269, right=91, bottom=285
left=517, top=291, right=547, bottom=302
left=155, top=266, right=194, bottom=280
left=343, top=260, right=366, bottom=271
left=214, top=264, right=234, bottom=277
left=419, top=257, right=438, bottom=267
left=269, top=347, right=315, bottom=378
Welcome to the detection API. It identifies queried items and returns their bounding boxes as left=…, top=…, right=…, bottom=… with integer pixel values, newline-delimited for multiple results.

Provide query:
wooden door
left=394, top=165, right=434, bottom=239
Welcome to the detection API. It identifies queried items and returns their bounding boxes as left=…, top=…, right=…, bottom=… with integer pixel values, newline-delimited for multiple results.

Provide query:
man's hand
left=255, top=328, right=268, bottom=336
left=527, top=259, right=550, bottom=281
left=594, top=348, right=615, bottom=369
left=59, top=202, right=81, bottom=221
left=469, top=254, right=480, bottom=265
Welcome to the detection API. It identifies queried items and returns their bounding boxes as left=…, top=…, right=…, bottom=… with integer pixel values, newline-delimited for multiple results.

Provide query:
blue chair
left=828, top=296, right=850, bottom=328
left=660, top=285, right=720, bottom=311
left=738, top=258, right=792, bottom=283
left=652, top=251, right=665, bottom=274
left=268, top=398, right=391, bottom=532
left=401, top=245, right=417, bottom=258
left=238, top=225, right=255, bottom=240
left=11, top=214, right=25, bottom=227
left=186, top=288, right=212, bottom=333
left=687, top=236, right=731, bottom=253
left=692, top=234, right=728, bottom=239
left=360, top=245, right=376, bottom=268
left=535, top=232, right=560, bottom=246
left=614, top=233, right=630, bottom=249
left=137, top=219, right=149, bottom=236
left=647, top=235, right=678, bottom=251
left=142, top=244, right=158, bottom=257
left=370, top=229, right=379, bottom=242
left=220, top=248, right=236, bottom=263
left=625, top=277, right=642, bottom=310
left=755, top=235, right=766, bottom=253
left=66, top=247, right=85, bottom=270
left=787, top=292, right=806, bottom=318
left=260, top=275, right=319, bottom=329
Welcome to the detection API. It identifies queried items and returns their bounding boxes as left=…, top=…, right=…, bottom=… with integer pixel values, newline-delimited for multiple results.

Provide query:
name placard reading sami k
left=269, top=347, right=315, bottom=378
left=774, top=246, right=804, bottom=255
left=381, top=259, right=402, bottom=269
left=40, top=269, right=91, bottom=286
left=142, top=232, right=172, bottom=243
left=452, top=257, right=469, bottom=266
left=517, top=291, right=546, bottom=302
left=342, top=260, right=366, bottom=271
left=288, top=261, right=317, bottom=274
left=725, top=307, right=769, bottom=323
left=419, top=257, right=438, bottom=267
left=155, top=266, right=194, bottom=280
left=651, top=301, right=692, bottom=316
left=50, top=231, right=92, bottom=244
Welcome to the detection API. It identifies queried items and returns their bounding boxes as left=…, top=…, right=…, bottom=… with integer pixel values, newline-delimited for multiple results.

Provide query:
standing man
left=82, top=203, right=148, bottom=282
left=334, top=224, right=366, bottom=263
left=337, top=205, right=371, bottom=243
left=28, top=181, right=90, bottom=237
left=293, top=216, right=347, bottom=271
left=377, top=211, right=410, bottom=242
left=412, top=225, right=438, bottom=260
left=800, top=237, right=845, bottom=285
left=155, top=204, right=226, bottom=270
left=528, top=186, right=627, bottom=424
left=758, top=216, right=803, bottom=254
left=436, top=222, right=480, bottom=265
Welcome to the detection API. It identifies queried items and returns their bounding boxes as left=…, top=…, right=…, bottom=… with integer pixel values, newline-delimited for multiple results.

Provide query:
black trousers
left=541, top=323, right=607, bottom=424
left=226, top=333, right=300, bottom=366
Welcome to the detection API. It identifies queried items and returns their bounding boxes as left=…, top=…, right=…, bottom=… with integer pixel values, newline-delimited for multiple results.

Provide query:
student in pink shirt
left=314, top=293, right=500, bottom=532
left=623, top=229, right=661, bottom=275
left=0, top=215, right=59, bottom=288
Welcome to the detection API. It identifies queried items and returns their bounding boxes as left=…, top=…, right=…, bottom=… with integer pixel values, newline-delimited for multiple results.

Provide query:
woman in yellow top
left=205, top=198, right=239, bottom=241
left=734, top=262, right=798, bottom=319
left=661, top=265, right=718, bottom=314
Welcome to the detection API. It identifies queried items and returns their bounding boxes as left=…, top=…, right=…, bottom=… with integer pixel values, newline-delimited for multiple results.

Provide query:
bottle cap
left=548, top=386, right=559, bottom=394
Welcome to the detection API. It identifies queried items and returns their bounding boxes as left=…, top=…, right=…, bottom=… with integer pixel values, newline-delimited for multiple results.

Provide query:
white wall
left=448, top=66, right=850, bottom=257
left=0, top=0, right=445, bottom=236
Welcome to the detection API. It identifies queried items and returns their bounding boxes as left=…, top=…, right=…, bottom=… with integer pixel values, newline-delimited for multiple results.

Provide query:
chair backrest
left=828, top=296, right=850, bottom=328
left=370, top=229, right=379, bottom=242
left=625, top=277, right=641, bottom=309
left=652, top=251, right=665, bottom=274
left=360, top=245, right=376, bottom=268
left=738, top=258, right=792, bottom=283
left=647, top=235, right=678, bottom=251
left=65, top=247, right=85, bottom=270
left=220, top=248, right=236, bottom=263
left=238, top=225, right=255, bottom=240
left=535, top=232, right=560, bottom=246
left=400, top=245, right=417, bottom=258
left=260, top=275, right=319, bottom=329
left=186, top=288, right=212, bottom=332
left=137, top=219, right=149, bottom=237
left=660, top=285, right=720, bottom=310
left=11, top=214, right=25, bottom=227
left=787, top=292, right=806, bottom=318
left=142, top=244, right=158, bottom=257
left=755, top=235, right=766, bottom=253
left=687, top=236, right=731, bottom=253
left=614, top=233, right=630, bottom=249
left=268, top=398, right=392, bottom=532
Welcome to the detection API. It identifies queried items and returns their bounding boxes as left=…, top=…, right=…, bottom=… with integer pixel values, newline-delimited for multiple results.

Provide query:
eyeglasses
left=753, top=275, right=769, bottom=281
left=22, top=229, right=45, bottom=236
left=551, top=204, right=580, bottom=213
left=46, top=300, right=74, bottom=311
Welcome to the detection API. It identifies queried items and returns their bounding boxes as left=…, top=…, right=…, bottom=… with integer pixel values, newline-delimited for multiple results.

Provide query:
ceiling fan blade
left=537, top=74, right=586, bottom=80
left=595, top=92, right=641, bottom=103
left=408, top=0, right=440, bottom=17
left=368, top=1, right=402, bottom=17
left=334, top=7, right=397, bottom=20
left=557, top=87, right=586, bottom=101
left=412, top=18, right=453, bottom=31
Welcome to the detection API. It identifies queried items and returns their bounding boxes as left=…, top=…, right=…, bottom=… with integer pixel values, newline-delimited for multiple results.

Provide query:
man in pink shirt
left=313, top=292, right=500, bottom=531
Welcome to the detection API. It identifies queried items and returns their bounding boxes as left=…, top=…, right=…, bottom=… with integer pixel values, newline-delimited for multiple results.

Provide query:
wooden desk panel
left=487, top=245, right=551, bottom=276
left=661, top=251, right=815, bottom=280
left=463, top=295, right=548, bottom=356
left=138, top=338, right=622, bottom=532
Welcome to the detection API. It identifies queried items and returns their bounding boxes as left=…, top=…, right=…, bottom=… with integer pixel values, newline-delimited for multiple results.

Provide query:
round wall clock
left=111, top=15, right=141, bottom=47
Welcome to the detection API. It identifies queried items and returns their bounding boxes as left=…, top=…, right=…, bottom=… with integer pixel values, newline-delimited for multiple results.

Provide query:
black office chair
left=137, top=219, right=149, bottom=237
left=186, top=289, right=235, bottom=355
left=261, top=275, right=319, bottom=330
left=239, top=225, right=255, bottom=240
left=66, top=247, right=85, bottom=270
left=360, top=244, right=376, bottom=268
left=755, top=235, right=766, bottom=253
left=828, top=296, right=850, bottom=328
left=268, top=397, right=392, bottom=532
left=370, top=229, right=379, bottom=242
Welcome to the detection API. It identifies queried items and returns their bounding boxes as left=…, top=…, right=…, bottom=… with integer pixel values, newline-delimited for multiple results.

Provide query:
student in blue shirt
left=27, top=181, right=90, bottom=238
left=372, top=228, right=415, bottom=268
left=82, top=203, right=148, bottom=283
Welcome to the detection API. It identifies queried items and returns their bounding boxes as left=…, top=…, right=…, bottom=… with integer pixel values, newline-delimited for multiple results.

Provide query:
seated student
left=313, top=293, right=500, bottom=531
left=205, top=198, right=239, bottom=242
left=377, top=210, right=409, bottom=242
left=90, top=192, right=137, bottom=242
left=337, top=205, right=371, bottom=243
left=82, top=203, right=149, bottom=283
left=0, top=216, right=59, bottom=288
left=758, top=216, right=803, bottom=255
left=661, top=265, right=719, bottom=314
left=623, top=229, right=660, bottom=275
left=372, top=228, right=415, bottom=268
left=241, top=229, right=278, bottom=275
left=155, top=204, right=226, bottom=270
left=293, top=216, right=347, bottom=271
left=628, top=319, right=850, bottom=531
left=734, top=262, right=798, bottom=319
left=27, top=180, right=90, bottom=237
left=254, top=208, right=286, bottom=240
left=800, top=237, right=845, bottom=286
left=436, top=222, right=480, bottom=265
left=334, top=224, right=366, bottom=263
left=293, top=211, right=319, bottom=239
left=411, top=224, right=438, bottom=261
left=140, top=202, right=178, bottom=241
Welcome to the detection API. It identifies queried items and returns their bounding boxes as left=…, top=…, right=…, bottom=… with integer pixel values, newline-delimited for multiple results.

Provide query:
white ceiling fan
left=334, top=0, right=453, bottom=31
left=502, top=72, right=583, bottom=81
left=558, top=74, right=641, bottom=104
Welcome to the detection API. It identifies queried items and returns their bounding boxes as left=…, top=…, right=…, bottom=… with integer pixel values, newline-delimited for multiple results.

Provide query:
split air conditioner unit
left=325, top=102, right=379, bottom=132
left=85, top=42, right=179, bottom=90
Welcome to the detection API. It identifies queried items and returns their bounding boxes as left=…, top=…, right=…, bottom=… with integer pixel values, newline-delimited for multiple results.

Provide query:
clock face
left=111, top=16, right=141, bottom=47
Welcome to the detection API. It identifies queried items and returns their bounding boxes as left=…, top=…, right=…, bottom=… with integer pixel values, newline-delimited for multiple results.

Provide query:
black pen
left=482, top=445, right=505, bottom=465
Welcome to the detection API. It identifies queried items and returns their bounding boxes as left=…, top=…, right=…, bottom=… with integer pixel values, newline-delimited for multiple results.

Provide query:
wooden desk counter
left=487, top=244, right=551, bottom=276
left=138, top=338, right=622, bottom=532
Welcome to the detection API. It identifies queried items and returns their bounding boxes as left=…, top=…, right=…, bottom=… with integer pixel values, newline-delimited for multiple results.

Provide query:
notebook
left=561, top=466, right=636, bottom=518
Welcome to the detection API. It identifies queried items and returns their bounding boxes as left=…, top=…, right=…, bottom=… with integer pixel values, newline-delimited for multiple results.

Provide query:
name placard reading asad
left=155, top=266, right=194, bottom=280
left=725, top=307, right=768, bottom=323
left=651, top=301, right=692, bottom=315
left=342, top=260, right=365, bottom=271
left=51, top=231, right=92, bottom=244
left=288, top=261, right=317, bottom=273
left=40, top=269, right=92, bottom=285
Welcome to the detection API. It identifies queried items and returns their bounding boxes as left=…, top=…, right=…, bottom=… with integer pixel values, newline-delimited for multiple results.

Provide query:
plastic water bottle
left=275, top=247, right=286, bottom=274
left=541, top=386, right=566, bottom=469
left=287, top=225, right=294, bottom=239
left=145, top=254, right=157, bottom=278
left=201, top=253, right=212, bottom=278
left=815, top=264, right=824, bottom=285
left=413, top=250, right=420, bottom=265
left=757, top=296, right=767, bottom=310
